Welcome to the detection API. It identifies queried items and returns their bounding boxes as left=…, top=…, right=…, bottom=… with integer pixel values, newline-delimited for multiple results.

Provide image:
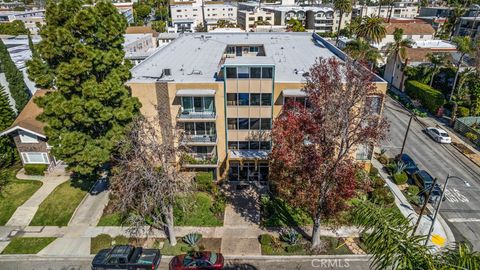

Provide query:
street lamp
left=424, top=174, right=470, bottom=247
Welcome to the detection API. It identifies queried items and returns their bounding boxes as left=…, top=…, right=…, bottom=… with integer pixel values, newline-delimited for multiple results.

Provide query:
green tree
left=27, top=0, right=141, bottom=176
left=0, top=20, right=28, bottom=35
left=385, top=28, right=413, bottom=85
left=0, top=39, right=30, bottom=111
left=344, top=39, right=381, bottom=70
left=0, top=84, right=17, bottom=169
left=151, top=20, right=166, bottom=32
left=334, top=0, right=352, bottom=45
left=352, top=202, right=480, bottom=269
left=287, top=18, right=305, bottom=32
left=450, top=36, right=475, bottom=101
left=356, top=16, right=387, bottom=44
left=426, top=52, right=447, bottom=87
left=134, top=3, right=151, bottom=25
left=154, top=6, right=168, bottom=21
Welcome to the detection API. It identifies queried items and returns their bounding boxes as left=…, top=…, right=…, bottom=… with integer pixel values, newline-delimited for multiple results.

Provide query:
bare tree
left=110, top=113, right=193, bottom=246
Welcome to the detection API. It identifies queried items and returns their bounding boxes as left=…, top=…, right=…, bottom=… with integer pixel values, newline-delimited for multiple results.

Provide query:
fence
left=454, top=117, right=480, bottom=146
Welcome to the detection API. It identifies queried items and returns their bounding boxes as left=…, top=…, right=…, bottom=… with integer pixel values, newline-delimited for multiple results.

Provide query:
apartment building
left=353, top=1, right=418, bottom=19
left=170, top=0, right=237, bottom=32
left=454, top=6, right=480, bottom=40
left=237, top=8, right=274, bottom=32
left=373, top=21, right=435, bottom=50
left=0, top=9, right=45, bottom=34
left=127, top=32, right=387, bottom=182
left=113, top=2, right=134, bottom=24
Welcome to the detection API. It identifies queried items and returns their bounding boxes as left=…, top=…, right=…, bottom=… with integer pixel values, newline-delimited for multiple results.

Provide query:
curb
left=450, top=141, right=480, bottom=169
left=427, top=205, right=456, bottom=246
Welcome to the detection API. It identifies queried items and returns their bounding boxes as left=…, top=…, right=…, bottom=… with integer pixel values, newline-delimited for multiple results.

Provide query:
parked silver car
left=426, top=127, right=451, bottom=144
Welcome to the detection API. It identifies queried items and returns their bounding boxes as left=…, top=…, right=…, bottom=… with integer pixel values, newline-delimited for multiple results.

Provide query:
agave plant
left=280, top=229, right=301, bottom=245
left=394, top=161, right=407, bottom=175
left=183, top=233, right=202, bottom=247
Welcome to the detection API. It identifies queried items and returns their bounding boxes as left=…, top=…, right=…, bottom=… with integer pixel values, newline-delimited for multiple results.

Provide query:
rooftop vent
left=163, top=68, right=171, bottom=76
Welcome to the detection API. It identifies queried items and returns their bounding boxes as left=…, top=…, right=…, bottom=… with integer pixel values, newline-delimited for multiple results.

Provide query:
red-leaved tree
left=270, top=57, right=388, bottom=248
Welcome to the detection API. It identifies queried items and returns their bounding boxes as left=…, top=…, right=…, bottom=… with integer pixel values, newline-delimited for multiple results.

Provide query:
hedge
left=195, top=171, right=213, bottom=192
left=405, top=80, right=445, bottom=114
left=457, top=106, right=470, bottom=117
left=24, top=164, right=48, bottom=176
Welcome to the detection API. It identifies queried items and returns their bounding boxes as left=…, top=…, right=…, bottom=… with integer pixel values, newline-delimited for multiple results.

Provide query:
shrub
left=369, top=167, right=379, bottom=177
left=285, top=244, right=303, bottom=253
left=183, top=233, right=202, bottom=247
left=393, top=172, right=408, bottom=185
left=457, top=106, right=470, bottom=118
left=24, top=164, right=48, bottom=176
left=280, top=229, right=301, bottom=245
left=195, top=171, right=213, bottom=192
left=405, top=80, right=445, bottom=114
left=378, top=155, right=389, bottom=165
left=259, top=234, right=273, bottom=245
left=386, top=162, right=396, bottom=175
left=465, top=132, right=478, bottom=142
left=393, top=161, right=407, bottom=175
left=371, top=176, right=385, bottom=189
left=211, top=193, right=226, bottom=215
left=113, top=235, right=129, bottom=245
left=407, top=185, right=420, bottom=196
left=371, top=188, right=395, bottom=205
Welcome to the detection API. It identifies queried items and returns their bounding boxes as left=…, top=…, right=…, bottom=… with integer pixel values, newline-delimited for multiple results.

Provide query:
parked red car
left=169, top=251, right=224, bottom=270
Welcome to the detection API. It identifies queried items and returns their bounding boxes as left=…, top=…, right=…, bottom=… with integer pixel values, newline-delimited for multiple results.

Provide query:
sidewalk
left=371, top=159, right=455, bottom=249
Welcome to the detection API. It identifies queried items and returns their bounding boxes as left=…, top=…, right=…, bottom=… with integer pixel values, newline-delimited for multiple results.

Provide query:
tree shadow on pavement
left=224, top=183, right=261, bottom=225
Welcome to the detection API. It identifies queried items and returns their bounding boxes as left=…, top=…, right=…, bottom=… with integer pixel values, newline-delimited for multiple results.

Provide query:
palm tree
left=334, top=0, right=352, bottom=45
left=356, top=16, right=387, bottom=44
left=351, top=201, right=480, bottom=270
left=385, top=0, right=395, bottom=23
left=385, top=28, right=413, bottom=86
left=450, top=36, right=474, bottom=102
left=426, top=52, right=447, bottom=87
left=344, top=39, right=381, bottom=70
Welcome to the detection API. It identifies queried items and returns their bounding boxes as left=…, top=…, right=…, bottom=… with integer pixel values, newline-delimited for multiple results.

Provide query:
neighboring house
left=127, top=32, right=387, bottom=182
left=170, top=0, right=237, bottom=33
left=123, top=33, right=158, bottom=66
left=373, top=21, right=436, bottom=50
left=0, top=89, right=56, bottom=169
left=0, top=9, right=45, bottom=34
left=158, top=32, right=179, bottom=45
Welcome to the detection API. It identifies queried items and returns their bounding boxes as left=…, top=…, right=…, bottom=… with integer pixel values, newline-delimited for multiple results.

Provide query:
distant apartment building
left=170, top=0, right=237, bottom=33
left=113, top=2, right=135, bottom=24
left=127, top=32, right=387, bottom=182
left=237, top=8, right=274, bottom=32
left=454, top=6, right=480, bottom=40
left=353, top=1, right=418, bottom=19
left=373, top=21, right=435, bottom=50
left=0, top=9, right=45, bottom=34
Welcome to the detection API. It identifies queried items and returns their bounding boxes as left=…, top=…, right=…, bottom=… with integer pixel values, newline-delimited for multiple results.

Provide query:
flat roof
left=130, top=32, right=341, bottom=83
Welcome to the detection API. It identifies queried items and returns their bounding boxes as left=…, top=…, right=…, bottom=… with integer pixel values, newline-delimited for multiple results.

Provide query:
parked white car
left=426, top=127, right=452, bottom=144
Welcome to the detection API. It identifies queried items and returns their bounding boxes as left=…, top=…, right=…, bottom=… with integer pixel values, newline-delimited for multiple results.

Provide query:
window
left=249, top=46, right=259, bottom=53
left=250, top=94, right=261, bottom=105
left=227, top=93, right=238, bottom=105
left=21, top=152, right=49, bottom=164
left=239, top=118, right=249, bottom=129
left=238, top=93, right=249, bottom=106
left=250, top=67, right=261, bottom=78
left=238, top=141, right=249, bottom=149
left=228, top=118, right=238, bottom=129
left=228, top=141, right=238, bottom=149
left=260, top=141, right=271, bottom=150
left=226, top=67, right=237, bottom=78
left=226, top=46, right=235, bottom=54
left=250, top=118, right=260, bottom=129
left=262, top=67, right=273, bottom=78
left=238, top=66, right=249, bottom=78
left=261, top=93, right=272, bottom=106
left=19, top=130, right=38, bottom=143
left=260, top=118, right=271, bottom=130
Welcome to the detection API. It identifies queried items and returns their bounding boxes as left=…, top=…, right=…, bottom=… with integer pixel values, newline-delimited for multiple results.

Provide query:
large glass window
left=249, top=141, right=259, bottom=150
left=227, top=93, right=237, bottom=105
left=239, top=118, right=249, bottom=129
left=182, top=97, right=214, bottom=113
left=21, top=152, right=49, bottom=164
left=261, top=93, right=272, bottom=106
left=228, top=118, right=238, bottom=129
left=260, top=118, right=271, bottom=130
left=194, top=97, right=202, bottom=112
left=204, top=97, right=214, bottom=112
left=228, top=141, right=238, bottom=149
left=262, top=67, right=273, bottom=78
left=250, top=118, right=260, bottom=129
left=229, top=161, right=269, bottom=182
left=250, top=67, right=261, bottom=78
left=238, top=141, right=249, bottom=150
left=182, top=97, right=193, bottom=111
left=260, top=141, right=271, bottom=150
left=250, top=94, right=261, bottom=105
left=238, top=66, right=249, bottom=78
left=238, top=93, right=249, bottom=106
left=226, top=67, right=237, bottom=78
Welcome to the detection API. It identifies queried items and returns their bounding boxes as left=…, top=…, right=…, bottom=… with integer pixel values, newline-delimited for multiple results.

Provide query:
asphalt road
left=0, top=256, right=371, bottom=270
left=382, top=97, right=480, bottom=250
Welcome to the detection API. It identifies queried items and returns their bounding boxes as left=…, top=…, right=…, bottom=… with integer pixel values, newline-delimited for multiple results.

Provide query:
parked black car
left=412, top=170, right=445, bottom=203
left=396, top=153, right=419, bottom=177
left=92, top=245, right=161, bottom=270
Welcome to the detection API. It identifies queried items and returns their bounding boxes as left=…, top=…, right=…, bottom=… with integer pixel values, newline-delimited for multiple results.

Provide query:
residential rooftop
left=130, top=32, right=342, bottom=83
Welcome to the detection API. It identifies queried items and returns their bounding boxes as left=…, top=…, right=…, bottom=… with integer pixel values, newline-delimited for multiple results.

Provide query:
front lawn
left=174, top=192, right=223, bottom=227
left=1, top=237, right=55, bottom=254
left=0, top=167, right=42, bottom=225
left=261, top=196, right=312, bottom=227
left=97, top=212, right=124, bottom=226
left=30, top=180, right=88, bottom=226
left=259, top=234, right=352, bottom=255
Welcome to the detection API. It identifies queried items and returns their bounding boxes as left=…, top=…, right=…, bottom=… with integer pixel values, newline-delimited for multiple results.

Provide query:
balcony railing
left=182, top=152, right=218, bottom=166
left=184, top=134, right=217, bottom=143
left=177, top=108, right=216, bottom=120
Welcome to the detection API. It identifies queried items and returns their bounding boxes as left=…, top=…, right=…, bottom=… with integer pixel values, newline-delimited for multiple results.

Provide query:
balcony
left=177, top=108, right=216, bottom=122
left=182, top=152, right=218, bottom=168
left=183, top=134, right=217, bottom=146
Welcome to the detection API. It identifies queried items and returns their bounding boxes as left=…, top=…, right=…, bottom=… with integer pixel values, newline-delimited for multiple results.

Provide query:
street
left=382, top=97, right=480, bottom=250
left=0, top=256, right=371, bottom=270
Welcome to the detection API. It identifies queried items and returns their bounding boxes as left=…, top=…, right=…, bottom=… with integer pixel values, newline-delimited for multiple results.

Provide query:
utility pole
left=411, top=177, right=438, bottom=236
left=400, top=113, right=413, bottom=156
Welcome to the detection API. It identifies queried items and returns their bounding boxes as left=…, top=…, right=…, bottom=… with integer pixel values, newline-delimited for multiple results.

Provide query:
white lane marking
left=444, top=188, right=469, bottom=203
left=448, top=218, right=480, bottom=223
